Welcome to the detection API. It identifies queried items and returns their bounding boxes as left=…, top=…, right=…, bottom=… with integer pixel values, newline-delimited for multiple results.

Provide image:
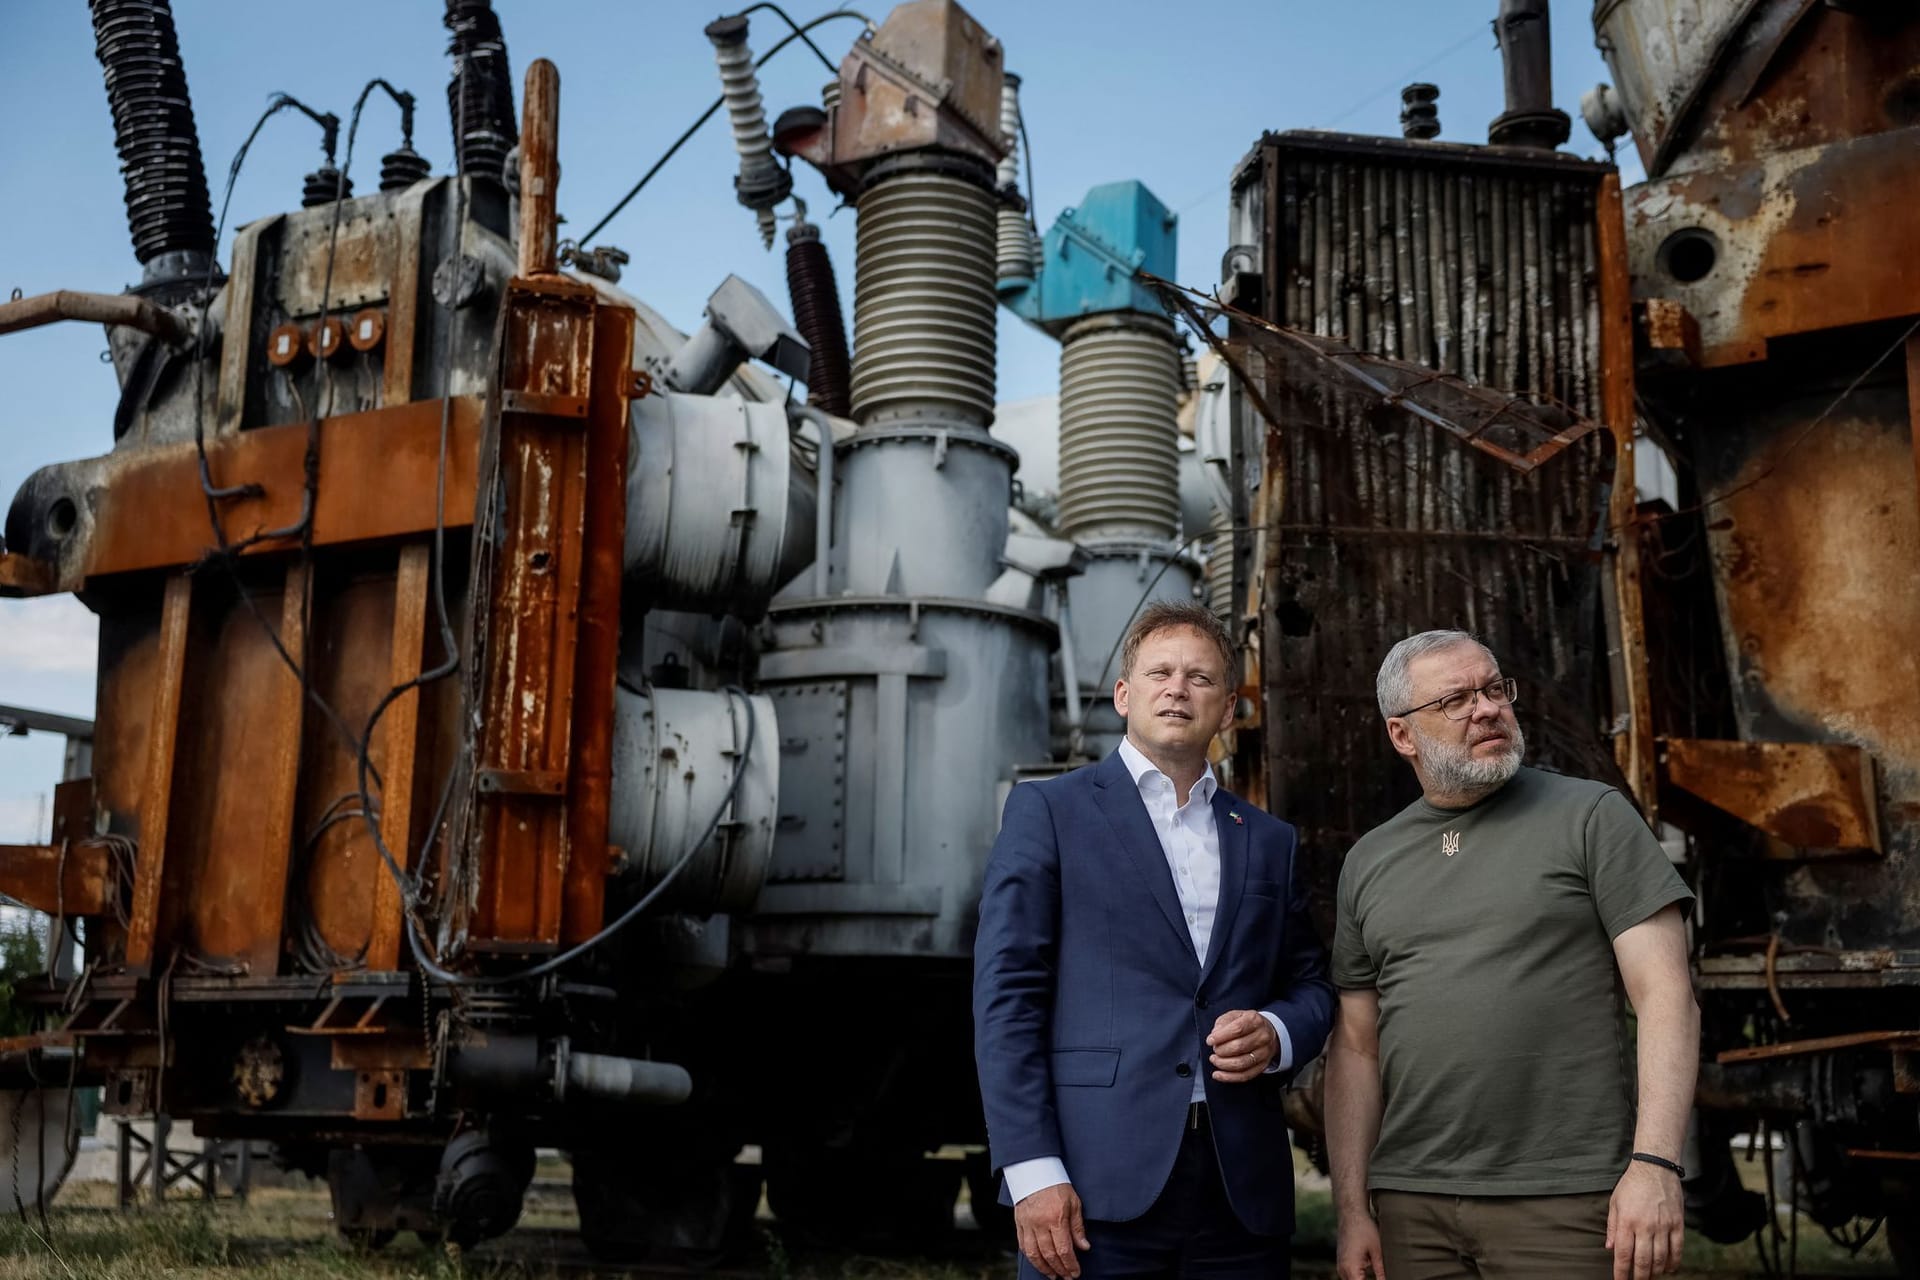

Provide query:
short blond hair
left=1120, top=601, right=1236, bottom=681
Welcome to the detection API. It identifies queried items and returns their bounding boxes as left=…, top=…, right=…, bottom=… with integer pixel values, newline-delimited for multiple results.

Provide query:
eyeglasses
left=1392, top=676, right=1518, bottom=721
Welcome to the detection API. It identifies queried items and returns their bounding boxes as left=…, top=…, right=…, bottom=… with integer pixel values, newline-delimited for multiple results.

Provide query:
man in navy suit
left=974, top=601, right=1335, bottom=1279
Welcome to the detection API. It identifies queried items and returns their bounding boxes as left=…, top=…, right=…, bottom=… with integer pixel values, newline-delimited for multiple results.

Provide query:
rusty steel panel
left=517, top=60, right=560, bottom=279
left=464, top=277, right=598, bottom=950
left=1238, top=134, right=1624, bottom=933
left=278, top=210, right=398, bottom=316
left=0, top=552, right=55, bottom=597
left=559, top=301, right=633, bottom=945
left=365, top=545, right=432, bottom=972
left=1664, top=738, right=1882, bottom=853
left=1628, top=126, right=1920, bottom=365
left=79, top=397, right=481, bottom=582
left=124, top=573, right=193, bottom=976
left=0, top=843, right=115, bottom=917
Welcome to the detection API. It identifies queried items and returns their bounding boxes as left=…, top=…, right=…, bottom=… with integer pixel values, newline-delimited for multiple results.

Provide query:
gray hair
left=1376, top=630, right=1493, bottom=719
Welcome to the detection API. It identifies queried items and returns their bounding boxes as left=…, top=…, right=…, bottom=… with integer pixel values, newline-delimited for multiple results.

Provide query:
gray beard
left=1416, top=721, right=1525, bottom=798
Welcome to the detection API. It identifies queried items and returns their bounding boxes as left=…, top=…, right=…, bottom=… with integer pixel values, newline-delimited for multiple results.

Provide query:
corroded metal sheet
left=1664, top=737, right=1881, bottom=853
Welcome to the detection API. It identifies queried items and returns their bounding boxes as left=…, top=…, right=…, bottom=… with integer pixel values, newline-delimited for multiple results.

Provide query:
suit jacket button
left=1175, top=1062, right=1192, bottom=1078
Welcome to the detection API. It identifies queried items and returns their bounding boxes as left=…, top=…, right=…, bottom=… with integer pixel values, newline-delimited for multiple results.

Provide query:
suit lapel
left=1090, top=752, right=1198, bottom=965
left=1199, top=785, right=1249, bottom=986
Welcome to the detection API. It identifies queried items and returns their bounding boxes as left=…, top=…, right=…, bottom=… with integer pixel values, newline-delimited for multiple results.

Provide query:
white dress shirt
left=1002, top=737, right=1294, bottom=1204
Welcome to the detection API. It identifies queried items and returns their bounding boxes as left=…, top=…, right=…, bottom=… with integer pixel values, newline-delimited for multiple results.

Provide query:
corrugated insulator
left=1205, top=502, right=1234, bottom=623
left=850, top=161, right=998, bottom=428
left=995, top=73, right=1036, bottom=285
left=786, top=223, right=853, bottom=419
left=302, top=165, right=353, bottom=208
left=707, top=15, right=792, bottom=249
left=444, top=0, right=517, bottom=183
left=380, top=145, right=432, bottom=191
left=87, top=0, right=216, bottom=271
left=1057, top=313, right=1181, bottom=542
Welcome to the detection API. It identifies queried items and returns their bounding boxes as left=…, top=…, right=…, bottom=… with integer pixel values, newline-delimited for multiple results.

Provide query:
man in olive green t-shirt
left=1326, top=630, right=1698, bottom=1280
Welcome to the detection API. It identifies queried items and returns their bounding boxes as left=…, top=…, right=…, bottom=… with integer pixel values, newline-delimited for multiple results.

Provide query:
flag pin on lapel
left=1228, top=811, right=1243, bottom=825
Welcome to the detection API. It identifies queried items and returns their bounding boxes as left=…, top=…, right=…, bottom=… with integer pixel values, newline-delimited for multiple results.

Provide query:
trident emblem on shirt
left=1441, top=831, right=1461, bottom=857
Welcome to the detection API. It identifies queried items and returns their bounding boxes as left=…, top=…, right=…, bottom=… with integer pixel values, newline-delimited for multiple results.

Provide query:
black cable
left=576, top=10, right=872, bottom=247
left=397, top=687, right=759, bottom=988
left=736, top=2, right=843, bottom=73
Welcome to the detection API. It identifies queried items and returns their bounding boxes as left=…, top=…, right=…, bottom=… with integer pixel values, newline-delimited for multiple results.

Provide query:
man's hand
left=1607, top=1160, right=1684, bottom=1279
left=1207, top=1009, right=1278, bottom=1082
left=1014, top=1183, right=1090, bottom=1279
left=1336, top=1210, right=1387, bottom=1279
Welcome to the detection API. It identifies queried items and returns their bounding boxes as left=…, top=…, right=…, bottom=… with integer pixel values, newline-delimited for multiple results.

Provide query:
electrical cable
left=576, top=9, right=874, bottom=248
left=735, top=2, right=844, bottom=74
left=394, top=688, right=758, bottom=988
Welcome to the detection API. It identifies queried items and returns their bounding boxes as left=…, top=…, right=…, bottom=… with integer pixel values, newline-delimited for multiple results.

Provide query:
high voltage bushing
left=706, top=15, right=793, bottom=250
left=994, top=73, right=1037, bottom=286
left=87, top=0, right=217, bottom=274
left=379, top=144, right=433, bottom=191
left=1057, top=312, right=1182, bottom=542
left=443, top=0, right=517, bottom=182
left=1401, top=83, right=1441, bottom=140
left=786, top=216, right=852, bottom=418
left=850, top=153, right=999, bottom=429
left=302, top=164, right=353, bottom=208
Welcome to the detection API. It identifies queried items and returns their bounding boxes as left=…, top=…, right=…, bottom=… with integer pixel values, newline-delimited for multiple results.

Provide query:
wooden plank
left=1907, top=332, right=1920, bottom=524
left=125, top=574, right=194, bottom=975
left=1597, top=171, right=1657, bottom=820
left=86, top=397, right=482, bottom=579
left=365, top=544, right=431, bottom=971
left=243, top=562, right=311, bottom=975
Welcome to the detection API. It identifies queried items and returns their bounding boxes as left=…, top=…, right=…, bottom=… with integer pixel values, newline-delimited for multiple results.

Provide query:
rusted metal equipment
left=1598, top=0, right=1920, bottom=1251
left=1214, top=128, right=1642, bottom=927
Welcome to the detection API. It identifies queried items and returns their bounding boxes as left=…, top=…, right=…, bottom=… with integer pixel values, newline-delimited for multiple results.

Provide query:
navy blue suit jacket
left=972, top=749, right=1334, bottom=1235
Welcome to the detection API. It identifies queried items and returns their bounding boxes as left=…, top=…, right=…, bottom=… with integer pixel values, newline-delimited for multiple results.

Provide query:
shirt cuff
left=1002, top=1156, right=1071, bottom=1204
left=1259, top=1011, right=1293, bottom=1074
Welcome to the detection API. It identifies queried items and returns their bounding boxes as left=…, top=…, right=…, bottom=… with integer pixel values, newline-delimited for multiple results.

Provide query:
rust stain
left=1711, top=411, right=1920, bottom=777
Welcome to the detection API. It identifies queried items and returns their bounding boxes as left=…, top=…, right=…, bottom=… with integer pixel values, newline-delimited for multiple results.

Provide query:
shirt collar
left=1118, top=735, right=1218, bottom=807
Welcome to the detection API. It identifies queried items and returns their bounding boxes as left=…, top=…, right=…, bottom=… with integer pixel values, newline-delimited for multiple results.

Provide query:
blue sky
left=0, top=1, right=1630, bottom=839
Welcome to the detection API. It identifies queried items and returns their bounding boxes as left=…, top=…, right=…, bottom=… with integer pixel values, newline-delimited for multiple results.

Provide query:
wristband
left=1630, top=1152, right=1686, bottom=1179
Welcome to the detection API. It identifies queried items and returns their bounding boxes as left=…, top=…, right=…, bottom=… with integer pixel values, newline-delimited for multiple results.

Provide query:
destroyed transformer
left=1208, top=0, right=1920, bottom=1270
left=0, top=0, right=1225, bottom=1255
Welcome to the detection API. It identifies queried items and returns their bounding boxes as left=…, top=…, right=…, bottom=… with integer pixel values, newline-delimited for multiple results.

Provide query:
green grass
left=0, top=1180, right=1895, bottom=1279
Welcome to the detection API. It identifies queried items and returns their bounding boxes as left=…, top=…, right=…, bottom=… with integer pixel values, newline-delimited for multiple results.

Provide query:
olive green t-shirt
left=1332, top=766, right=1693, bottom=1196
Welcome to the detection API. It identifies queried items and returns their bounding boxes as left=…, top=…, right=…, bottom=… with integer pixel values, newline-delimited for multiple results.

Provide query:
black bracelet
left=1631, top=1152, right=1686, bottom=1179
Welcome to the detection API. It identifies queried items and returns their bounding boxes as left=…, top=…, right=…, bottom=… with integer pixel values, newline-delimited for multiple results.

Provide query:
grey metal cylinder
left=1057, top=313, right=1182, bottom=542
left=829, top=427, right=1015, bottom=599
left=751, top=596, right=1054, bottom=959
left=560, top=1050, right=693, bottom=1106
left=609, top=684, right=779, bottom=916
left=624, top=391, right=811, bottom=615
left=850, top=163, right=999, bottom=429
left=1064, top=544, right=1203, bottom=697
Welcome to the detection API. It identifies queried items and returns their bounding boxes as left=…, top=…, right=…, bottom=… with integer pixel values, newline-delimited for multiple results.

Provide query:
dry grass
left=0, top=1175, right=1896, bottom=1279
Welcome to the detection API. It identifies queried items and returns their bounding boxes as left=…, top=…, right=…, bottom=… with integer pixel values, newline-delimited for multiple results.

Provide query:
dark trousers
left=1016, top=1110, right=1291, bottom=1280
left=1374, top=1189, right=1613, bottom=1280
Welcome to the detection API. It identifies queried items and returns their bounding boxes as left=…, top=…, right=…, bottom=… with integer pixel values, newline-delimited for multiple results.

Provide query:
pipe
left=0, top=290, right=189, bottom=346
left=444, top=0, right=518, bottom=183
left=517, top=60, right=559, bottom=277
left=794, top=405, right=836, bottom=597
left=1488, top=0, right=1570, bottom=149
left=557, top=1045, right=693, bottom=1106
left=86, top=0, right=217, bottom=286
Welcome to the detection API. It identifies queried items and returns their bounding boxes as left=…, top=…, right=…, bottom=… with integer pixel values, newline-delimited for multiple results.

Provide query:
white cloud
left=0, top=598, right=97, bottom=678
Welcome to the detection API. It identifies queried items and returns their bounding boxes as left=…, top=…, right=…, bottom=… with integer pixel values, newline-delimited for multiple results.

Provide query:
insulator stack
left=706, top=15, right=792, bottom=250
left=994, top=73, right=1036, bottom=285
left=443, top=0, right=517, bottom=183
left=302, top=165, right=353, bottom=208
left=87, top=0, right=216, bottom=280
left=379, top=145, right=432, bottom=191
left=786, top=220, right=853, bottom=419
left=1205, top=502, right=1234, bottom=623
left=850, top=160, right=999, bottom=428
left=1400, top=83, right=1441, bottom=140
left=1056, top=313, right=1181, bottom=542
